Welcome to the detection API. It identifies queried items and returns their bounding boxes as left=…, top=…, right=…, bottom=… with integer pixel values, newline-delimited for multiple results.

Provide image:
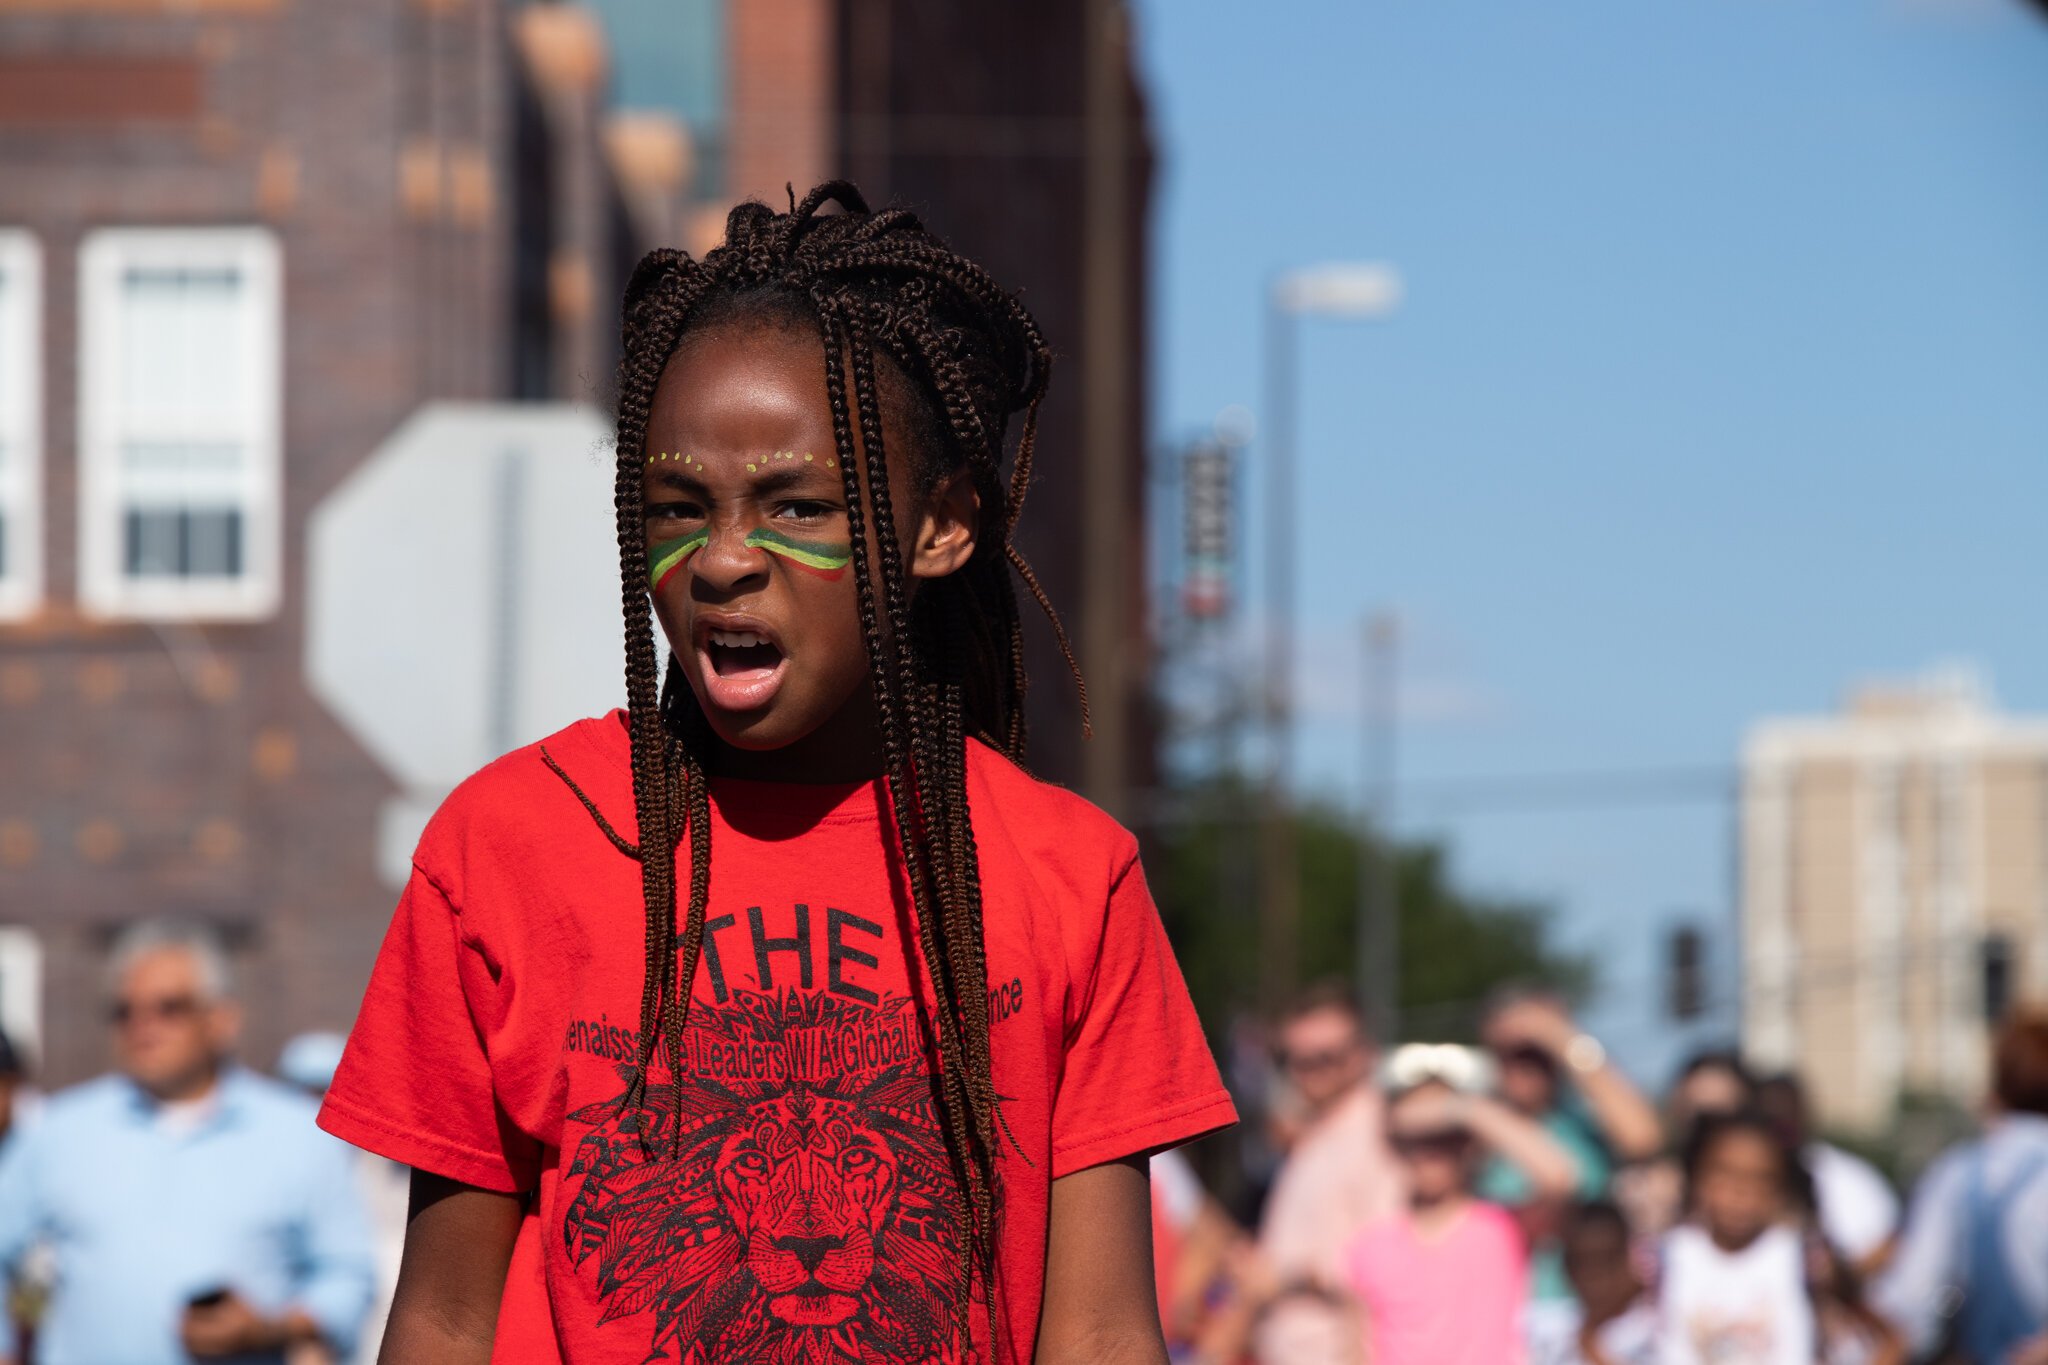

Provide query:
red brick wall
left=0, top=0, right=538, bottom=1084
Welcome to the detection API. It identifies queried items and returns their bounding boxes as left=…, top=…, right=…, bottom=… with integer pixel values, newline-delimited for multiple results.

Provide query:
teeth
left=710, top=629, right=765, bottom=649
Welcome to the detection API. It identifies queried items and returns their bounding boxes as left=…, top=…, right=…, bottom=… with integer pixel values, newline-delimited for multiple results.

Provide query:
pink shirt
left=1346, top=1200, right=1529, bottom=1365
left=1255, top=1086, right=1406, bottom=1365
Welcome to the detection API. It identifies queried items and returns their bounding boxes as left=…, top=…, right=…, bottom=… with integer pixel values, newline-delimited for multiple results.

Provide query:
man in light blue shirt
left=1877, top=1010, right=2048, bottom=1363
left=0, top=919, right=374, bottom=1365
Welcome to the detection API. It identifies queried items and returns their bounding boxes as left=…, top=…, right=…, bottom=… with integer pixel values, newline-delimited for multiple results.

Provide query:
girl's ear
left=910, top=469, right=980, bottom=580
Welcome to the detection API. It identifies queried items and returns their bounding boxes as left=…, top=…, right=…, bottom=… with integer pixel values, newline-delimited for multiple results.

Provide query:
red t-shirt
left=319, top=711, right=1235, bottom=1365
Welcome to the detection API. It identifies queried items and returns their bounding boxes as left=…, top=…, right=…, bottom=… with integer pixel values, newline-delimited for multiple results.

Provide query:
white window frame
left=0, top=230, right=43, bottom=621
left=0, top=929, right=41, bottom=1069
left=77, top=227, right=282, bottom=620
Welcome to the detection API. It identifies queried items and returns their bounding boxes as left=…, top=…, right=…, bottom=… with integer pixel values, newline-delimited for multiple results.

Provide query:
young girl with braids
left=317, top=183, right=1236, bottom=1365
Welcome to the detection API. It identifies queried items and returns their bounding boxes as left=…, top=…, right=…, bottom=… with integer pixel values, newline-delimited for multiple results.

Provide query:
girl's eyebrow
left=750, top=466, right=841, bottom=496
left=647, top=468, right=708, bottom=495
left=647, top=465, right=841, bottom=497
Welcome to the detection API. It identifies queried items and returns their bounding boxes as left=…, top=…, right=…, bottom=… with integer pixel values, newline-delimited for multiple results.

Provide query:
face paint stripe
left=744, top=527, right=853, bottom=572
left=648, top=530, right=707, bottom=592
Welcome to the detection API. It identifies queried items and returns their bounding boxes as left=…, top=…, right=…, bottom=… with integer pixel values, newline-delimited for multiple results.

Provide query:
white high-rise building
left=1741, top=668, right=2048, bottom=1135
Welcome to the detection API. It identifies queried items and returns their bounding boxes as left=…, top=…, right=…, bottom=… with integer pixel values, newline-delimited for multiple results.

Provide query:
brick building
left=0, top=0, right=679, bottom=1083
left=1, top=0, right=1155, bottom=1086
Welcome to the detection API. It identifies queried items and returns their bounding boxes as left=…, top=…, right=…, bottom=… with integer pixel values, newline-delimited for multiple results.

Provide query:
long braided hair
left=582, top=182, right=1082, bottom=1316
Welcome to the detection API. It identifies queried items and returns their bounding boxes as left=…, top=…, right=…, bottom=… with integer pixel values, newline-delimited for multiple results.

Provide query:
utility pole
left=1080, top=0, right=1132, bottom=819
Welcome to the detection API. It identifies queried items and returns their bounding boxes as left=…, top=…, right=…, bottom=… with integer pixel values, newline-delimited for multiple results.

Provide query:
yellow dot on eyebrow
left=745, top=463, right=757, bottom=472
left=803, top=452, right=814, bottom=462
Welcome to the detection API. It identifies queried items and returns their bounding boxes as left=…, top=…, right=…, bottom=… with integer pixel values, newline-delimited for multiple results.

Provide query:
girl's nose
left=689, top=520, right=770, bottom=592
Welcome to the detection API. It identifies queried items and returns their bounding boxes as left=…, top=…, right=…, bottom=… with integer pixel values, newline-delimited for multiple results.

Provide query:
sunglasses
left=110, top=995, right=202, bottom=1027
left=1388, top=1127, right=1473, bottom=1160
left=1281, top=1045, right=1358, bottom=1076
left=1499, top=1042, right=1559, bottom=1074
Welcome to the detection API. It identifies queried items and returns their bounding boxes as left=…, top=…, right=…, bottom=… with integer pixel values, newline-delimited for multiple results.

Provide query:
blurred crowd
left=0, top=918, right=2043, bottom=1365
left=1152, top=987, right=2048, bottom=1365
left=0, top=920, right=402, bottom=1365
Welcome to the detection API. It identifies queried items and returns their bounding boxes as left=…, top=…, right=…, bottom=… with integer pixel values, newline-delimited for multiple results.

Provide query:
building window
left=0, top=928, right=41, bottom=1068
left=78, top=228, right=281, bottom=620
left=0, top=231, right=42, bottom=621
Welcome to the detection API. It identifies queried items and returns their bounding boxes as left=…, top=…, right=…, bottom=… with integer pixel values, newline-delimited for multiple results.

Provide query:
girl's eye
left=646, top=501, right=702, bottom=522
left=776, top=500, right=837, bottom=522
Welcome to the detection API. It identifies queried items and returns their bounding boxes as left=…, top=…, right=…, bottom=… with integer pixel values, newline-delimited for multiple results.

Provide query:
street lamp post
left=1259, top=262, right=1402, bottom=1011
left=1359, top=609, right=1401, bottom=1043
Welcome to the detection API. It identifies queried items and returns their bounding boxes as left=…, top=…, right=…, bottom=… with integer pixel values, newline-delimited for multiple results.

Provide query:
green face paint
left=647, top=529, right=707, bottom=593
left=744, top=527, right=852, bottom=579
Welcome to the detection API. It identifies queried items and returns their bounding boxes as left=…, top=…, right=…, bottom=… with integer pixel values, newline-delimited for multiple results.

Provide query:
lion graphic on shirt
left=717, top=1087, right=898, bottom=1327
left=562, top=989, right=976, bottom=1364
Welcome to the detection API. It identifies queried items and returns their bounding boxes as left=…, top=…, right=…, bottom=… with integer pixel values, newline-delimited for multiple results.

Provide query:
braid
left=843, top=301, right=997, bottom=1285
left=584, top=182, right=1073, bottom=1331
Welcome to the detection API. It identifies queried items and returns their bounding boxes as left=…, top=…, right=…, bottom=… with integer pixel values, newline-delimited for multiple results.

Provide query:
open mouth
left=708, top=629, right=783, bottom=677
left=695, top=624, right=789, bottom=712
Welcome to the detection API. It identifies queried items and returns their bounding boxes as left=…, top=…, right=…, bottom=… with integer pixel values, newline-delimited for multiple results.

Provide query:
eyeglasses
left=1388, top=1127, right=1473, bottom=1160
left=110, top=995, right=202, bottom=1027
left=1281, top=1045, right=1359, bottom=1076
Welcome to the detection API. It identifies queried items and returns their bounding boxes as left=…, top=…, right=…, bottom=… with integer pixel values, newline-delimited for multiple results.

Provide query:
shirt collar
left=119, top=1063, right=251, bottom=1131
left=1997, top=1111, right=2048, bottom=1143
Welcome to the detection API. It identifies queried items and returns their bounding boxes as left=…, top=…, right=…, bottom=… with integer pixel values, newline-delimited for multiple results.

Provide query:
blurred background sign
left=1181, top=440, right=1233, bottom=621
left=306, top=404, right=621, bottom=888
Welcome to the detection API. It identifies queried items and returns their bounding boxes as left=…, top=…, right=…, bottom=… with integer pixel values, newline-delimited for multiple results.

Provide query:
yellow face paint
left=647, top=529, right=707, bottom=592
left=744, top=527, right=852, bottom=580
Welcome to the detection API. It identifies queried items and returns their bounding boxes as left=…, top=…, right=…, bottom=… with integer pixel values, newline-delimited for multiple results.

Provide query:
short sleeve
left=1048, top=849, right=1236, bottom=1179
left=319, top=868, right=541, bottom=1192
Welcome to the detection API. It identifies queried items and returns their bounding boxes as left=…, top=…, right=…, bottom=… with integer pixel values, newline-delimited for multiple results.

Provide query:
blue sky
left=1135, top=0, right=2048, bottom=1082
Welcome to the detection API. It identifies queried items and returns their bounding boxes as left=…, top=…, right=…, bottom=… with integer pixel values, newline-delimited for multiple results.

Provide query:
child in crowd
left=1807, top=1231, right=1905, bottom=1365
left=1658, top=1110, right=1815, bottom=1365
left=1150, top=1147, right=1247, bottom=1362
left=1528, top=1200, right=1658, bottom=1365
left=315, top=184, right=1236, bottom=1364
left=1343, top=1045, right=1575, bottom=1365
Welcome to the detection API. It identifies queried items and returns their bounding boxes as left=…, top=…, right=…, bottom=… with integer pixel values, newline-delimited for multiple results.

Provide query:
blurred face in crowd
left=1277, top=1005, right=1372, bottom=1115
left=1692, top=1126, right=1786, bottom=1253
left=1482, top=999, right=1564, bottom=1116
left=114, top=948, right=240, bottom=1102
left=1564, top=1217, right=1640, bottom=1322
left=1672, top=1062, right=1749, bottom=1134
left=1495, top=1045, right=1559, bottom=1118
left=1387, top=1081, right=1475, bottom=1207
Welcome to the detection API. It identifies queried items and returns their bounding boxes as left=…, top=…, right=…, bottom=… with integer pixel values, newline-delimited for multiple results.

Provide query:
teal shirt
left=1475, top=1099, right=1610, bottom=1302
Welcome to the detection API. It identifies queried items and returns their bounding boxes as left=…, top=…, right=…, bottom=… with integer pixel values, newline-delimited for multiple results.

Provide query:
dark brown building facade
left=0, top=0, right=1152, bottom=1087
left=716, top=0, right=1157, bottom=803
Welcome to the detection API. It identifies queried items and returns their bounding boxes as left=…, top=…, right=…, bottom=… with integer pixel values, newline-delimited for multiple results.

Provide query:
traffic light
left=1982, top=933, right=2015, bottom=1025
left=1669, top=924, right=1706, bottom=1022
